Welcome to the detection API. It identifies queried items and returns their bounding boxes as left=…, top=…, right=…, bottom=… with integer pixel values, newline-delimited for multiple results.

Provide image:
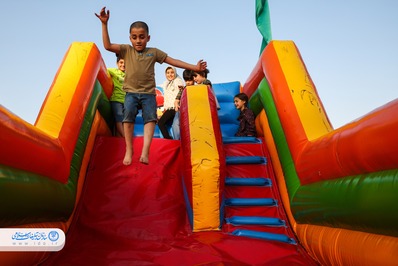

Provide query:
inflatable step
left=226, top=156, right=267, bottom=165
left=225, top=198, right=277, bottom=207
left=231, top=229, right=296, bottom=245
left=225, top=216, right=285, bottom=227
left=222, top=136, right=261, bottom=144
left=225, top=177, right=271, bottom=187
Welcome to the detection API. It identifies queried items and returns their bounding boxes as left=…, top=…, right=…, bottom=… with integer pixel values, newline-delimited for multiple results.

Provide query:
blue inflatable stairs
left=215, top=81, right=297, bottom=245
left=222, top=137, right=296, bottom=245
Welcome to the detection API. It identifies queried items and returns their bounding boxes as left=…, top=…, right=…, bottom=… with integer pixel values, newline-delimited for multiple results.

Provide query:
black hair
left=193, top=69, right=210, bottom=78
left=234, top=93, right=249, bottom=107
left=182, top=69, right=194, bottom=81
left=115, top=53, right=123, bottom=63
left=130, top=21, right=149, bottom=34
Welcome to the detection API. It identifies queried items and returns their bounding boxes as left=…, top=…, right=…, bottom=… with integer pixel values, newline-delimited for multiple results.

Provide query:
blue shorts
left=110, top=101, right=124, bottom=122
left=123, top=93, right=157, bottom=124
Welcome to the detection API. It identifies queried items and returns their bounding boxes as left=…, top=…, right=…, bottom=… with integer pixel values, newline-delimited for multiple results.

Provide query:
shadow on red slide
left=43, top=136, right=315, bottom=265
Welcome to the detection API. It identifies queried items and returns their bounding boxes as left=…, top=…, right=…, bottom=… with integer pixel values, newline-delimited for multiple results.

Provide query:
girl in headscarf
left=158, top=66, right=184, bottom=139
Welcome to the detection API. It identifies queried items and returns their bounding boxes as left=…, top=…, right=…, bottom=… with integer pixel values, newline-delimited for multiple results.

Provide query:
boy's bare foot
left=123, top=150, right=133, bottom=165
left=139, top=155, right=149, bottom=165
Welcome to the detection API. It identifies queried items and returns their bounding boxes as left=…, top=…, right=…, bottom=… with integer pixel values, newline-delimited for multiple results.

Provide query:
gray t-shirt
left=119, top=45, right=167, bottom=94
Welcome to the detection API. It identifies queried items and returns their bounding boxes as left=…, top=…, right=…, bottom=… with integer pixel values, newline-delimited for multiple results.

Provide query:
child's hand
left=196, top=60, right=207, bottom=71
left=174, top=100, right=180, bottom=111
left=95, top=7, right=110, bottom=23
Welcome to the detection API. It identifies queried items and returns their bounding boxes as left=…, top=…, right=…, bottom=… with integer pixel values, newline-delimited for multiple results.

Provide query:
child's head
left=165, top=66, right=177, bottom=81
left=193, top=69, right=210, bottom=84
left=130, top=21, right=149, bottom=34
left=234, top=93, right=249, bottom=110
left=116, top=54, right=125, bottom=72
left=182, top=69, right=195, bottom=86
left=129, top=21, right=150, bottom=52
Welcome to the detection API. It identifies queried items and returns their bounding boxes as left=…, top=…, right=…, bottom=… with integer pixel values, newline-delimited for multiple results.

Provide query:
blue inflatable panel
left=213, top=81, right=241, bottom=138
left=226, top=156, right=267, bottom=165
left=136, top=113, right=162, bottom=138
left=222, top=136, right=261, bottom=144
left=213, top=81, right=241, bottom=103
left=231, top=229, right=296, bottom=245
left=138, top=82, right=244, bottom=138
left=225, top=216, right=285, bottom=227
left=225, top=198, right=277, bottom=207
left=225, top=177, right=271, bottom=187
left=219, top=124, right=240, bottom=138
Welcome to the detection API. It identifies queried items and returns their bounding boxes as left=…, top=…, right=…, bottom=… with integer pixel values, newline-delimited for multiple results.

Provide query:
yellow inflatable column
left=181, top=85, right=225, bottom=232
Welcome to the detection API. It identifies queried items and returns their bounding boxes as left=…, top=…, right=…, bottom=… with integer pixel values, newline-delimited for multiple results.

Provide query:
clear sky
left=1, top=1, right=397, bottom=128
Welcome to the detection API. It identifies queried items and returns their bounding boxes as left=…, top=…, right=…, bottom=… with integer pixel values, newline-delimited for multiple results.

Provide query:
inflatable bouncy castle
left=1, top=2, right=397, bottom=266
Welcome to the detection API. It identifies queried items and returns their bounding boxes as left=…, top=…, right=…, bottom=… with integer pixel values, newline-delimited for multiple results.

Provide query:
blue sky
left=1, top=1, right=397, bottom=128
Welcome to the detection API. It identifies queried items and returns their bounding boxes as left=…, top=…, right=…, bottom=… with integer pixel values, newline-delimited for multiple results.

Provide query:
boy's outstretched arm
left=164, top=57, right=207, bottom=72
left=95, top=7, right=120, bottom=54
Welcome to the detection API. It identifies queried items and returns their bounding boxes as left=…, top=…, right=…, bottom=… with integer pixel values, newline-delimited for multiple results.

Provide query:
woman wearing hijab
left=158, top=66, right=184, bottom=139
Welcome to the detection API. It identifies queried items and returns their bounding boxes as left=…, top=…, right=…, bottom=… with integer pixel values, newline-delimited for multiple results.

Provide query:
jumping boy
left=95, top=7, right=207, bottom=165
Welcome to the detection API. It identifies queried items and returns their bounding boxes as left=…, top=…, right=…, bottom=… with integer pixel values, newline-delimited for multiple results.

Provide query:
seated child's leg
left=172, top=112, right=180, bottom=140
left=158, top=109, right=173, bottom=139
left=140, top=121, right=155, bottom=165
left=116, top=122, right=124, bottom=137
left=111, top=101, right=125, bottom=137
left=123, top=122, right=134, bottom=165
